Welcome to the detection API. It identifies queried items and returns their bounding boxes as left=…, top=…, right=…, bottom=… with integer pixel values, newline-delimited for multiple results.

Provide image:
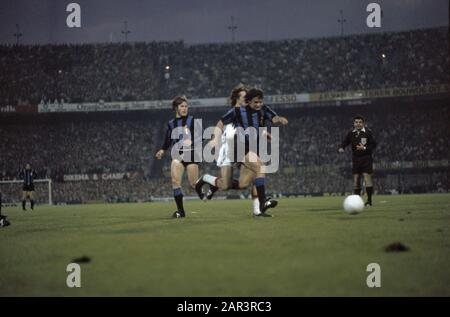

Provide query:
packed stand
left=0, top=27, right=448, bottom=105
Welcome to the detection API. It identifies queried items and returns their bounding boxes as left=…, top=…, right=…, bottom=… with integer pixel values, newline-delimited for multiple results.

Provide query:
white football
left=343, top=195, right=364, bottom=214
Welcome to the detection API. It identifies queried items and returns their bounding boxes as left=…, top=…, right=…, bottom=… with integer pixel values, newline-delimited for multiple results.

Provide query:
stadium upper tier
left=0, top=27, right=448, bottom=105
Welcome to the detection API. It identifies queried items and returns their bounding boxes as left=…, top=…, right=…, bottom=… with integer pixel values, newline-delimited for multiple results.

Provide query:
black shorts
left=177, top=149, right=201, bottom=167
left=352, top=155, right=373, bottom=174
left=23, top=184, right=35, bottom=192
left=181, top=161, right=199, bottom=168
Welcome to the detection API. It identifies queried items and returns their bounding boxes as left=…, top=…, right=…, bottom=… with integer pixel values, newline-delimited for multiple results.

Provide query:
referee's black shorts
left=23, top=184, right=35, bottom=192
left=352, top=155, right=373, bottom=174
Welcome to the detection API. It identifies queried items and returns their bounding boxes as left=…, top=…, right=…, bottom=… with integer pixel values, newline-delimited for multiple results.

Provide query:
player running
left=196, top=88, right=288, bottom=217
left=204, top=84, right=263, bottom=215
left=155, top=96, right=203, bottom=218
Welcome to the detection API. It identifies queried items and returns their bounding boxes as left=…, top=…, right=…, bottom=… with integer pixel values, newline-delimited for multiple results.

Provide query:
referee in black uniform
left=338, top=115, right=377, bottom=206
left=19, top=163, right=37, bottom=211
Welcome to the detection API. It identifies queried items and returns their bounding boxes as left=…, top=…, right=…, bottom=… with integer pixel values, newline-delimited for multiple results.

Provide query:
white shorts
left=216, top=124, right=236, bottom=167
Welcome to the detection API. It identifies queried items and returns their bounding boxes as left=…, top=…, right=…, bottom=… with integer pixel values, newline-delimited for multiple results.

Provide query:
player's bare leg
left=186, top=163, right=199, bottom=189
left=205, top=165, right=234, bottom=200
left=201, top=166, right=232, bottom=191
left=195, top=166, right=235, bottom=200
left=362, top=173, right=373, bottom=206
left=242, top=152, right=276, bottom=216
left=234, top=158, right=260, bottom=214
left=171, top=159, right=186, bottom=218
left=195, top=155, right=255, bottom=192
left=234, top=164, right=261, bottom=215
left=220, top=166, right=233, bottom=190
left=238, top=165, right=256, bottom=189
left=353, top=174, right=362, bottom=195
left=29, top=191, right=35, bottom=210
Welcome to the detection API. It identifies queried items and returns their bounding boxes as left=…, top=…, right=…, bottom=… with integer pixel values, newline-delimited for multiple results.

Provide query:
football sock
left=354, top=188, right=361, bottom=195
left=173, top=188, right=184, bottom=213
left=252, top=196, right=261, bottom=215
left=22, top=200, right=26, bottom=210
left=254, top=177, right=267, bottom=210
left=202, top=174, right=218, bottom=187
left=366, top=186, right=373, bottom=203
left=31, top=200, right=35, bottom=210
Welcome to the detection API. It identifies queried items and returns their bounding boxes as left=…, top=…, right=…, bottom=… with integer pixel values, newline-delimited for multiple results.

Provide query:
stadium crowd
left=0, top=27, right=448, bottom=105
left=1, top=26, right=448, bottom=204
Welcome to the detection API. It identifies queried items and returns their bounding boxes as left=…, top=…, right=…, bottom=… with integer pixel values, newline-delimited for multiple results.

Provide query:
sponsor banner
left=374, top=160, right=449, bottom=170
left=0, top=105, right=17, bottom=113
left=189, top=97, right=228, bottom=108
left=266, top=93, right=309, bottom=104
left=282, top=160, right=449, bottom=174
left=309, top=84, right=450, bottom=102
left=0, top=104, right=38, bottom=113
left=39, top=100, right=169, bottom=113
left=34, top=84, right=450, bottom=114
left=63, top=172, right=131, bottom=182
left=37, top=94, right=310, bottom=113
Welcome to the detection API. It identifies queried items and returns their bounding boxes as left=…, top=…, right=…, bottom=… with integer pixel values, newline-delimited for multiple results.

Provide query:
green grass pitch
left=1, top=194, right=449, bottom=296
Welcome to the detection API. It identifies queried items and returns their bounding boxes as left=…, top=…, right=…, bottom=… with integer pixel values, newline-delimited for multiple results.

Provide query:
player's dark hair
left=172, top=96, right=188, bottom=111
left=229, top=84, right=248, bottom=107
left=353, top=115, right=365, bottom=122
left=245, top=88, right=264, bottom=103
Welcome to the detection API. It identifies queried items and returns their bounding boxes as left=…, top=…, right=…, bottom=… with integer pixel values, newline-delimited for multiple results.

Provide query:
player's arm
left=271, top=115, right=288, bottom=125
left=209, top=108, right=234, bottom=146
left=155, top=124, right=171, bottom=159
left=264, top=105, right=288, bottom=125
left=208, top=120, right=224, bottom=147
left=260, top=117, right=273, bottom=142
left=338, top=131, right=351, bottom=153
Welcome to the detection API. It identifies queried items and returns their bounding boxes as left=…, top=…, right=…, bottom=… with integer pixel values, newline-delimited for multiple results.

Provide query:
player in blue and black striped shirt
left=155, top=96, right=203, bottom=218
left=196, top=88, right=288, bottom=217
left=18, top=163, right=37, bottom=211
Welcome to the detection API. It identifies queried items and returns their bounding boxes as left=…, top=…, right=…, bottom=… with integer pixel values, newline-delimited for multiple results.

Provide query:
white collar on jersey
left=352, top=127, right=366, bottom=133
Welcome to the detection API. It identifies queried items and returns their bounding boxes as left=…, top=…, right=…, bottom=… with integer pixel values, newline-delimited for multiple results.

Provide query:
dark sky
left=0, top=0, right=448, bottom=45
